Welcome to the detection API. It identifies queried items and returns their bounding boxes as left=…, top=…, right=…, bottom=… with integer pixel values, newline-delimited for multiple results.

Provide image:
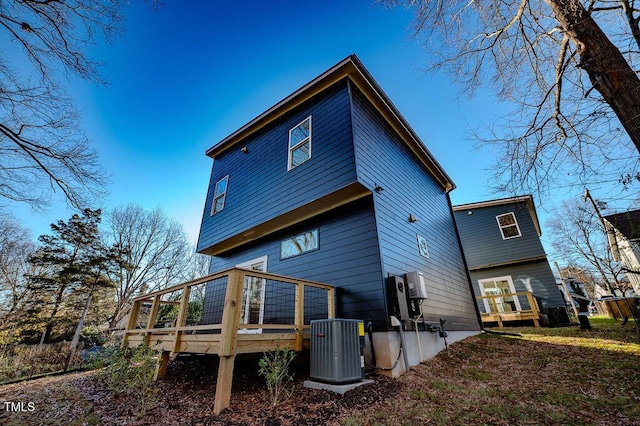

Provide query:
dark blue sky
left=9, top=0, right=634, bottom=260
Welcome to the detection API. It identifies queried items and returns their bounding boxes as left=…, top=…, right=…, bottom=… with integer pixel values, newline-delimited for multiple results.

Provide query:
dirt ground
left=1, top=326, right=639, bottom=425
left=0, top=355, right=402, bottom=426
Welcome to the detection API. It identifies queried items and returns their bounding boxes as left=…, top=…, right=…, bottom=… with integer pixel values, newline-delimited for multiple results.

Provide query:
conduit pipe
left=390, top=316, right=409, bottom=373
left=413, top=313, right=424, bottom=363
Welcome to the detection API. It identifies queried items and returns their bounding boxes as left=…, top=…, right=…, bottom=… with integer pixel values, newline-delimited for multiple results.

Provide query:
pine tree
left=27, top=209, right=116, bottom=349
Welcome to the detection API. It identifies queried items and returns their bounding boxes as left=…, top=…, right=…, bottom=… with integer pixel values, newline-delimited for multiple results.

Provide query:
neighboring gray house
left=196, top=55, right=481, bottom=376
left=453, top=196, right=569, bottom=326
left=603, top=209, right=640, bottom=295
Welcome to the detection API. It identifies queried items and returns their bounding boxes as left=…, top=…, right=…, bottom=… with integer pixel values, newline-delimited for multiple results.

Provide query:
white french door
left=236, top=256, right=268, bottom=334
left=478, top=276, right=521, bottom=313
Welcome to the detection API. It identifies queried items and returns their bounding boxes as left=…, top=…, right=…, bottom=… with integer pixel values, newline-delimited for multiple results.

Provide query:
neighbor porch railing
left=122, top=267, right=335, bottom=414
left=476, top=291, right=541, bottom=327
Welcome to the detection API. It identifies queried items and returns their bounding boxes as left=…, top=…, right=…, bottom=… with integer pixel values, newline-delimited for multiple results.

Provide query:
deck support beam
left=213, top=269, right=245, bottom=415
left=154, top=351, right=170, bottom=380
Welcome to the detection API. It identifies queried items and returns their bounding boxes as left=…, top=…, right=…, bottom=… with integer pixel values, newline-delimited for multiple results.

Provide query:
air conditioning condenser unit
left=310, top=319, right=364, bottom=384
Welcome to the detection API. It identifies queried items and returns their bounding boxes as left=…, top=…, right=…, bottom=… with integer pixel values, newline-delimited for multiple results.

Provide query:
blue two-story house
left=196, top=55, right=481, bottom=375
left=453, top=196, right=569, bottom=326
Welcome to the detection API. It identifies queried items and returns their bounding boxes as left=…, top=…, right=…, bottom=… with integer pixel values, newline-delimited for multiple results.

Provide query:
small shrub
left=97, top=344, right=160, bottom=417
left=258, top=346, right=296, bottom=405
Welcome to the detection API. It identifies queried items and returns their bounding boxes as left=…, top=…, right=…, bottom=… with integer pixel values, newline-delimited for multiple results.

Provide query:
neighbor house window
left=496, top=212, right=521, bottom=239
left=211, top=175, right=229, bottom=215
left=281, top=229, right=318, bottom=259
left=288, top=116, right=312, bottom=170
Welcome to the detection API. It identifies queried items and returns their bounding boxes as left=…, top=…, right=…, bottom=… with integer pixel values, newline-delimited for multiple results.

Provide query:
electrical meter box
left=406, top=271, right=428, bottom=299
left=388, top=275, right=411, bottom=320
left=310, top=319, right=365, bottom=384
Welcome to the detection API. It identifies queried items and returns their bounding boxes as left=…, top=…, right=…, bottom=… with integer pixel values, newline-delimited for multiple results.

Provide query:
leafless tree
left=0, top=1, right=141, bottom=210
left=0, top=217, right=39, bottom=343
left=104, top=204, right=194, bottom=328
left=381, top=0, right=640, bottom=196
left=547, top=199, right=622, bottom=293
left=185, top=251, right=212, bottom=281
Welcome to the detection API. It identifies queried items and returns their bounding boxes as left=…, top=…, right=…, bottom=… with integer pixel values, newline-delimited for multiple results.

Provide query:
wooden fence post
left=213, top=269, right=245, bottom=415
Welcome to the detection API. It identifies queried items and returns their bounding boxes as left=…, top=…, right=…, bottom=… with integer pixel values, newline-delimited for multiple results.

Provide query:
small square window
left=496, top=212, right=521, bottom=239
left=211, top=175, right=229, bottom=215
left=288, top=116, right=311, bottom=170
left=281, top=229, right=318, bottom=259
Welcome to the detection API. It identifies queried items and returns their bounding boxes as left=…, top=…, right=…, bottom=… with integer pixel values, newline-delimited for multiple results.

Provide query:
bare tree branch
left=381, top=0, right=640, bottom=198
left=0, top=1, right=138, bottom=211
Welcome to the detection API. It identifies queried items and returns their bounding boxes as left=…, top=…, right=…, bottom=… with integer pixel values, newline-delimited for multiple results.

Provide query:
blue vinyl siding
left=202, top=197, right=386, bottom=323
left=454, top=203, right=546, bottom=269
left=469, top=260, right=566, bottom=310
left=349, top=85, right=480, bottom=331
left=197, top=81, right=357, bottom=253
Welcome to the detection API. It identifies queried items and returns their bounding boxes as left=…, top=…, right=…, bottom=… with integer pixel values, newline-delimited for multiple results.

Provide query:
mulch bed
left=0, top=355, right=403, bottom=425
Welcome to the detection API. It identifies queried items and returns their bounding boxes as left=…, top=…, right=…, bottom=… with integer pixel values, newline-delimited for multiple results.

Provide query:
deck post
left=213, top=269, right=245, bottom=415
left=528, top=293, right=541, bottom=327
left=489, top=296, right=499, bottom=315
left=122, top=300, right=141, bottom=348
left=173, top=284, right=192, bottom=353
left=145, top=295, right=161, bottom=346
left=154, top=351, right=171, bottom=380
left=294, top=284, right=304, bottom=351
left=327, top=287, right=335, bottom=319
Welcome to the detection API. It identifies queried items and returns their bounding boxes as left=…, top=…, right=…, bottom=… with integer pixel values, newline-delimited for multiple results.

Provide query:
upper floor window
left=288, top=116, right=312, bottom=170
left=496, top=212, right=521, bottom=239
left=281, top=229, right=318, bottom=259
left=211, top=175, right=229, bottom=215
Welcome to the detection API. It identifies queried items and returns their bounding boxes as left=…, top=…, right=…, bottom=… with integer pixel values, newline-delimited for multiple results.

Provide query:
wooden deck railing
left=122, top=267, right=335, bottom=414
left=476, top=291, right=541, bottom=328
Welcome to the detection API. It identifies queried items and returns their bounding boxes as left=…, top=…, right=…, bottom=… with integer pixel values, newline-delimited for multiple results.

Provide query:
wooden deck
left=123, top=267, right=335, bottom=414
left=477, top=291, right=541, bottom=328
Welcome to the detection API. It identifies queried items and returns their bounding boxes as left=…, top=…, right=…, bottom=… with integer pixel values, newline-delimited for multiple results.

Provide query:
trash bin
left=578, top=312, right=591, bottom=330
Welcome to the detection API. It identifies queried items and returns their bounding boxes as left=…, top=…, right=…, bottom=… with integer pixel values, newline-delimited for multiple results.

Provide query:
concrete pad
left=303, top=379, right=374, bottom=395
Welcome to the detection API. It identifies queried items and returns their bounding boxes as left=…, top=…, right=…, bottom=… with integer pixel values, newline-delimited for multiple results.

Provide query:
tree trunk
left=38, top=285, right=67, bottom=349
left=545, top=0, right=640, bottom=152
left=65, top=290, right=93, bottom=371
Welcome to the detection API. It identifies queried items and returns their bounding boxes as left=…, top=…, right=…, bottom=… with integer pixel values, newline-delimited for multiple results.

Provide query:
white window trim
left=210, top=175, right=229, bottom=216
left=496, top=212, right=522, bottom=240
left=478, top=276, right=522, bottom=313
left=287, top=116, right=312, bottom=171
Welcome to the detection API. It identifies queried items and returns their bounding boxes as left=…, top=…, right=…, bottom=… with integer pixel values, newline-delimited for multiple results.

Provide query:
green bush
left=96, top=344, right=160, bottom=417
left=258, top=346, right=296, bottom=405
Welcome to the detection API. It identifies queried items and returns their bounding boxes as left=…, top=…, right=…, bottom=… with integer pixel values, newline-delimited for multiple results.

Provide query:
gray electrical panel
left=310, top=319, right=365, bottom=384
left=406, top=270, right=428, bottom=299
